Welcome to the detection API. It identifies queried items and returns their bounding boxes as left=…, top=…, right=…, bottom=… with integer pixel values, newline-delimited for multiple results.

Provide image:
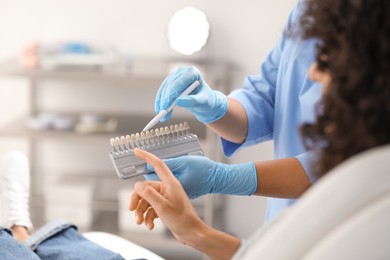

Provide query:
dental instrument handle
left=166, top=80, right=200, bottom=111
left=142, top=80, right=200, bottom=132
left=142, top=110, right=168, bottom=132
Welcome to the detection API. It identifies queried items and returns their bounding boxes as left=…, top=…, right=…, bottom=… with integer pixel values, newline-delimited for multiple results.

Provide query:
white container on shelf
left=117, top=188, right=166, bottom=234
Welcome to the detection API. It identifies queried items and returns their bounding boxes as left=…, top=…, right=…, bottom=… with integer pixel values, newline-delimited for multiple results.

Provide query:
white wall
left=0, top=0, right=294, bottom=78
left=0, top=0, right=296, bottom=239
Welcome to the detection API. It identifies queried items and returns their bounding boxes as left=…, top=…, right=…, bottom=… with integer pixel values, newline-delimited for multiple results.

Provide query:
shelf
left=0, top=57, right=234, bottom=87
left=0, top=56, right=229, bottom=259
left=29, top=169, right=212, bottom=213
left=0, top=114, right=206, bottom=140
left=0, top=58, right=170, bottom=83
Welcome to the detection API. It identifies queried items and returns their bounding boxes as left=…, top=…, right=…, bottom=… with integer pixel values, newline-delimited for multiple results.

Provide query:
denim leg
left=24, top=220, right=125, bottom=260
left=0, top=226, right=40, bottom=260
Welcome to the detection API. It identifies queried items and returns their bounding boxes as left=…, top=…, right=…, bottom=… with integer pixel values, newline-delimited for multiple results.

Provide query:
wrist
left=186, top=221, right=240, bottom=259
left=183, top=220, right=210, bottom=248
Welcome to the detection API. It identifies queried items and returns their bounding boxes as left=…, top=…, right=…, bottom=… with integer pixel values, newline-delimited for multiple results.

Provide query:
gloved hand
left=155, top=66, right=228, bottom=124
left=144, top=155, right=257, bottom=199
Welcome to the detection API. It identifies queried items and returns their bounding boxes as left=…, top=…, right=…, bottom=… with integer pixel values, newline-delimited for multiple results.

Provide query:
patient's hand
left=129, top=148, right=206, bottom=245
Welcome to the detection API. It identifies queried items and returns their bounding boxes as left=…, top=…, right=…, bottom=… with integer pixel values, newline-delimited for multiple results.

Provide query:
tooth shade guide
left=110, top=122, right=193, bottom=151
left=109, top=122, right=203, bottom=179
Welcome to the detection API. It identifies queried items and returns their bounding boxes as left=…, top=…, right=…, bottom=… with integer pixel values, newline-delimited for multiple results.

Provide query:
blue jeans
left=0, top=220, right=125, bottom=260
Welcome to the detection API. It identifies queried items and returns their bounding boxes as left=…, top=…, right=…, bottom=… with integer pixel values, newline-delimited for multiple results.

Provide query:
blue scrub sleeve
left=221, top=35, right=286, bottom=158
left=295, top=150, right=318, bottom=183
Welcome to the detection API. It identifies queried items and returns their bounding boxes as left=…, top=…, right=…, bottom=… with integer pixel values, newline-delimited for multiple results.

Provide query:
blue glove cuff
left=196, top=90, right=228, bottom=124
left=212, top=162, right=258, bottom=196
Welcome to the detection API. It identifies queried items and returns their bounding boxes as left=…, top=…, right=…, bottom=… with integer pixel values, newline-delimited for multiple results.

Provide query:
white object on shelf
left=40, top=54, right=110, bottom=70
left=74, top=117, right=117, bottom=134
left=26, top=113, right=75, bottom=131
left=118, top=188, right=166, bottom=234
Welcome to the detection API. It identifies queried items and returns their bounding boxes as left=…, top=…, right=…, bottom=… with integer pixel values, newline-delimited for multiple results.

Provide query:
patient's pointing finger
left=134, top=148, right=175, bottom=183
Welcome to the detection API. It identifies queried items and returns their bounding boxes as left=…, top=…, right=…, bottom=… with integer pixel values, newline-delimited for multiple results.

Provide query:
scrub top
left=221, top=1, right=322, bottom=222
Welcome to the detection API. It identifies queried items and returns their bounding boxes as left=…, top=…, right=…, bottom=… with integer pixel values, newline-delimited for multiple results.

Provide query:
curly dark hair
left=299, top=0, right=390, bottom=177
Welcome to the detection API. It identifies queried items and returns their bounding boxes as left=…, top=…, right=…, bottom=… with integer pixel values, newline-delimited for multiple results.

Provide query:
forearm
left=207, top=98, right=248, bottom=144
left=185, top=221, right=241, bottom=260
left=254, top=157, right=312, bottom=198
left=133, top=148, right=242, bottom=259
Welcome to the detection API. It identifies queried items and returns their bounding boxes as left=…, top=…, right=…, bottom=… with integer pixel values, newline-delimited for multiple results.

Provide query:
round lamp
left=167, top=7, right=210, bottom=56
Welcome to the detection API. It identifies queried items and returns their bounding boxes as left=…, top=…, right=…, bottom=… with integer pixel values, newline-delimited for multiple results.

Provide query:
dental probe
left=142, top=80, right=200, bottom=132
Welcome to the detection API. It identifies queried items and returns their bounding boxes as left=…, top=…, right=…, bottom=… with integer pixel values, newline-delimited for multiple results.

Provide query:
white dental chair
left=234, top=144, right=390, bottom=259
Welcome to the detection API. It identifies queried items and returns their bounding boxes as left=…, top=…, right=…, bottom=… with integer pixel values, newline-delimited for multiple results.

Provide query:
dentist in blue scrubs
left=146, top=0, right=320, bottom=223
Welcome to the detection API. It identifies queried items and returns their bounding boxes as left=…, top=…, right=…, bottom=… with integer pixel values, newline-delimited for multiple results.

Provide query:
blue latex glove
left=155, top=66, right=228, bottom=124
left=144, top=155, right=257, bottom=199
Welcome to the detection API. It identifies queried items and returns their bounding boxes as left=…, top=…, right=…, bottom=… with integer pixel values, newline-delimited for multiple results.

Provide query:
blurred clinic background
left=0, top=1, right=295, bottom=259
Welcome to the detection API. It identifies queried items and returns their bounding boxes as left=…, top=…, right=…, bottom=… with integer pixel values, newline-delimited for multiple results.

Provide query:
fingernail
left=146, top=223, right=151, bottom=230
